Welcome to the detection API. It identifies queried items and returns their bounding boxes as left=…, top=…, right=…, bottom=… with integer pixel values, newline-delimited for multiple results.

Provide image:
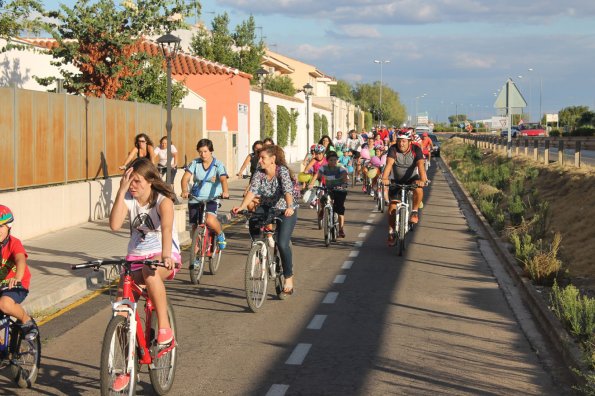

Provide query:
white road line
left=266, top=384, right=290, bottom=396
left=368, top=213, right=376, bottom=218
left=286, top=343, right=312, bottom=365
left=349, top=250, right=359, bottom=257
left=307, top=314, right=328, bottom=330
left=342, top=260, right=354, bottom=269
left=363, top=225, right=371, bottom=230
left=358, top=232, right=366, bottom=238
left=366, top=218, right=374, bottom=224
left=322, top=292, right=339, bottom=304
left=334, top=275, right=346, bottom=284
left=354, top=241, right=363, bottom=248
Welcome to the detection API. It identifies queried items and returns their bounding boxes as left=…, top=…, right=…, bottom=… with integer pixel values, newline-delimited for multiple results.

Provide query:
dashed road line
left=307, top=314, right=328, bottom=330
left=286, top=343, right=312, bottom=365
left=366, top=218, right=375, bottom=224
left=354, top=241, right=363, bottom=248
left=349, top=250, right=359, bottom=258
left=342, top=260, right=353, bottom=269
left=322, top=292, right=339, bottom=304
left=266, top=384, right=289, bottom=396
left=358, top=232, right=366, bottom=238
left=334, top=275, right=346, bottom=284
left=363, top=225, right=371, bottom=230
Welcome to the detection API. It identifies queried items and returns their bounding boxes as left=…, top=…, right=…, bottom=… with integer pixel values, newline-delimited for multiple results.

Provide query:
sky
left=40, top=0, right=595, bottom=123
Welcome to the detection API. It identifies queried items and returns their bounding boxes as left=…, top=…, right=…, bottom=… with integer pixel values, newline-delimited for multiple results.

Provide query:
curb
left=439, top=152, right=586, bottom=383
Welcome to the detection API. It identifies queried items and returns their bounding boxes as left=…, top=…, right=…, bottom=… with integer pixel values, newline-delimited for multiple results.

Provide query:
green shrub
left=508, top=194, right=525, bottom=226
left=263, top=104, right=274, bottom=139
left=549, top=129, right=561, bottom=137
left=572, top=127, right=595, bottom=137
left=276, top=105, right=290, bottom=147
left=290, top=110, right=299, bottom=144
left=511, top=231, right=537, bottom=264
left=550, top=280, right=595, bottom=340
left=313, top=113, right=322, bottom=143
left=321, top=115, right=329, bottom=135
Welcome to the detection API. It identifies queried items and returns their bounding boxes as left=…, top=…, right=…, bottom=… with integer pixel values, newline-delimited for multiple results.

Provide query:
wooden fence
left=460, top=134, right=595, bottom=168
left=0, top=87, right=204, bottom=191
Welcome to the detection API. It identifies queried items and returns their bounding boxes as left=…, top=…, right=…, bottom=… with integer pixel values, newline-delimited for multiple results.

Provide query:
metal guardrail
left=458, top=134, right=595, bottom=167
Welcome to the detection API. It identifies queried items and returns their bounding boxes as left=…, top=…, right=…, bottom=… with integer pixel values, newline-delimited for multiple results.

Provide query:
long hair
left=128, top=158, right=176, bottom=207
left=135, top=133, right=154, bottom=148
left=319, top=135, right=335, bottom=154
left=260, top=145, right=294, bottom=179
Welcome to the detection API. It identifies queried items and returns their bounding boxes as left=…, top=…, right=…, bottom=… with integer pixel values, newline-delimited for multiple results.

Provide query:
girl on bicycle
left=181, top=139, right=230, bottom=252
left=318, top=135, right=335, bottom=155
left=231, top=145, right=299, bottom=297
left=110, top=157, right=181, bottom=347
left=237, top=140, right=263, bottom=180
left=307, top=151, right=349, bottom=238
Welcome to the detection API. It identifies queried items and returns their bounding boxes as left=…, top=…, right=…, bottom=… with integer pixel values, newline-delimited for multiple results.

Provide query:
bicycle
left=374, top=168, right=386, bottom=213
left=187, top=195, right=224, bottom=285
left=239, top=210, right=286, bottom=313
left=72, top=259, right=177, bottom=396
left=388, top=183, right=424, bottom=256
left=314, top=186, right=342, bottom=247
left=0, top=284, right=41, bottom=389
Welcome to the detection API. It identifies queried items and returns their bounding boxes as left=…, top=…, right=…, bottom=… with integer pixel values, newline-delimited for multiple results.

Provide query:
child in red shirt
left=0, top=205, right=38, bottom=340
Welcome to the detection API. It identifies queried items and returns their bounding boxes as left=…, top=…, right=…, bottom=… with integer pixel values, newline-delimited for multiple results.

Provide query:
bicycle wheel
left=398, top=207, right=408, bottom=256
left=315, top=200, right=322, bottom=230
left=323, top=207, right=331, bottom=247
left=189, top=229, right=205, bottom=285
left=245, top=243, right=268, bottom=312
left=379, top=184, right=385, bottom=213
left=9, top=325, right=41, bottom=389
left=331, top=212, right=338, bottom=242
left=149, top=302, right=178, bottom=395
left=209, top=242, right=222, bottom=275
left=100, top=315, right=136, bottom=396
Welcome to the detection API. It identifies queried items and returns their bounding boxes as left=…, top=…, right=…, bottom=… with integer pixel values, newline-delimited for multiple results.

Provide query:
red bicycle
left=188, top=195, right=224, bottom=284
left=72, top=259, right=177, bottom=395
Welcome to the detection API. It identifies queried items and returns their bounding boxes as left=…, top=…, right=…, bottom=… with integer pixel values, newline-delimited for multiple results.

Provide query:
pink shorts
left=125, top=252, right=182, bottom=280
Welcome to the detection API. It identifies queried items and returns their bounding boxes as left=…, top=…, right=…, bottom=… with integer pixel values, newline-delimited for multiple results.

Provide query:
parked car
left=427, top=133, right=440, bottom=157
left=500, top=126, right=519, bottom=138
left=518, top=123, right=547, bottom=137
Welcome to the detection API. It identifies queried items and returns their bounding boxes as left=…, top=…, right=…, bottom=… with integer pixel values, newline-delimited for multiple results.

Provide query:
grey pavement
left=22, top=176, right=249, bottom=316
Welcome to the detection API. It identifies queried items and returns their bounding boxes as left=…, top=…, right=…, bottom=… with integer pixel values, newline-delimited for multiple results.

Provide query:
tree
left=330, top=80, right=354, bottom=102
left=190, top=12, right=264, bottom=77
left=559, top=106, right=590, bottom=130
left=265, top=75, right=295, bottom=96
left=0, top=0, right=45, bottom=42
left=353, top=82, right=406, bottom=127
left=41, top=0, right=193, bottom=99
left=448, top=114, right=468, bottom=125
left=578, top=111, right=595, bottom=127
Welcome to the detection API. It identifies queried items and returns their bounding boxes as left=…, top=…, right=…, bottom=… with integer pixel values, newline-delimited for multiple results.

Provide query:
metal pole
left=331, top=98, right=335, bottom=135
left=507, top=79, right=512, bottom=158
left=306, top=93, right=310, bottom=149
left=260, top=82, right=265, bottom=139
left=379, top=63, right=383, bottom=125
left=539, top=77, right=542, bottom=124
left=165, top=57, right=173, bottom=184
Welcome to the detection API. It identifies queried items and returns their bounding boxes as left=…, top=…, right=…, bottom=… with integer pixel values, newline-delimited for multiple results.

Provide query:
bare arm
left=157, top=197, right=175, bottom=270
left=119, top=147, right=139, bottom=170
left=237, top=154, right=252, bottom=176
left=220, top=175, right=230, bottom=198
left=417, top=159, right=427, bottom=184
left=303, top=158, right=316, bottom=173
left=181, top=171, right=192, bottom=199
left=110, top=168, right=132, bottom=230
left=7, top=253, right=27, bottom=289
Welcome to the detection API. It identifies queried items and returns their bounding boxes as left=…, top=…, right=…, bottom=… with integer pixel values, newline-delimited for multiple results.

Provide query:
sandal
left=279, top=287, right=294, bottom=300
left=410, top=210, right=419, bottom=224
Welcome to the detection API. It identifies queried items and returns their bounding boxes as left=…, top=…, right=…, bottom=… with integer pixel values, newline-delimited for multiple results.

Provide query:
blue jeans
left=249, top=206, right=297, bottom=278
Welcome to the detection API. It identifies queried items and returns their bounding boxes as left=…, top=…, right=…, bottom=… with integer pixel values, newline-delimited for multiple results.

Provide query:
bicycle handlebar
left=188, top=194, right=226, bottom=201
left=0, top=281, right=27, bottom=292
left=71, top=259, right=166, bottom=270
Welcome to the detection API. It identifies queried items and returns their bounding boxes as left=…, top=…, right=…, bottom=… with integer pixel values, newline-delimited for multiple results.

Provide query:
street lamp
left=255, top=67, right=268, bottom=139
left=415, top=93, right=426, bottom=125
left=303, top=82, right=313, bottom=149
left=373, top=59, right=390, bottom=126
left=528, top=68, right=542, bottom=124
left=156, top=32, right=181, bottom=185
left=330, top=94, right=336, bottom=136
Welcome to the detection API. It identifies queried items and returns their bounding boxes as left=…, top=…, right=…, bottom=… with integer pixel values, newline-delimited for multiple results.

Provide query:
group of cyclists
left=0, top=126, right=434, bottom=392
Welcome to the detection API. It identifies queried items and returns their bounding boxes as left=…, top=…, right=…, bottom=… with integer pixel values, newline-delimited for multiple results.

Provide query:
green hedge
left=290, top=109, right=299, bottom=144
left=276, top=105, right=290, bottom=147
left=314, top=113, right=322, bottom=143
left=322, top=115, right=329, bottom=136
left=264, top=104, right=274, bottom=139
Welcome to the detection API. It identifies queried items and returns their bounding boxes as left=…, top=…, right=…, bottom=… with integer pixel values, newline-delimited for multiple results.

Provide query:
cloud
left=290, top=43, right=343, bottom=61
left=452, top=53, right=496, bottom=69
left=217, top=0, right=595, bottom=24
left=328, top=24, right=381, bottom=39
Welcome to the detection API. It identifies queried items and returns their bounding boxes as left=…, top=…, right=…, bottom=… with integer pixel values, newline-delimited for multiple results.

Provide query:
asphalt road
left=0, top=162, right=566, bottom=395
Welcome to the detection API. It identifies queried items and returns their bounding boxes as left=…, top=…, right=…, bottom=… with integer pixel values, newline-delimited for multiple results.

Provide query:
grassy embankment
left=442, top=137, right=595, bottom=393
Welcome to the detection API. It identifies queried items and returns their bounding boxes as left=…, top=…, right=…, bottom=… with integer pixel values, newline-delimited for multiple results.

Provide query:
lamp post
left=255, top=68, right=268, bottom=139
left=303, top=83, right=313, bottom=149
left=156, top=32, right=181, bottom=185
left=373, top=59, right=390, bottom=126
left=528, top=68, right=542, bottom=123
left=330, top=94, right=336, bottom=136
left=415, top=93, right=426, bottom=125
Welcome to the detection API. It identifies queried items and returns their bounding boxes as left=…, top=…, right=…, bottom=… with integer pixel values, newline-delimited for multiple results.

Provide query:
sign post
left=494, top=78, right=527, bottom=158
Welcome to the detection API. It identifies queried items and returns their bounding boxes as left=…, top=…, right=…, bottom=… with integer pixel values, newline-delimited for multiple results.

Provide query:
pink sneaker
left=158, top=328, right=174, bottom=345
left=112, top=374, right=130, bottom=392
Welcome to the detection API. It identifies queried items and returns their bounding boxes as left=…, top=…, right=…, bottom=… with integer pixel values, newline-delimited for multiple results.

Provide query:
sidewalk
left=22, top=176, right=250, bottom=316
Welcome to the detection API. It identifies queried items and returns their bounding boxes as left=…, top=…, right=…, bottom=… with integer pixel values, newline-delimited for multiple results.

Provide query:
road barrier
left=460, top=134, right=595, bottom=168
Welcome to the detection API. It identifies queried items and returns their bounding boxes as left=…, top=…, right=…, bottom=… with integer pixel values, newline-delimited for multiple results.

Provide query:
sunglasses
left=137, top=139, right=146, bottom=143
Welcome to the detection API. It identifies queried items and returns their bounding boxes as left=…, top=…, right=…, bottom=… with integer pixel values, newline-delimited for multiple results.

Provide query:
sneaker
left=339, top=229, right=346, bottom=238
left=216, top=232, right=227, bottom=250
left=410, top=211, right=419, bottom=224
left=20, top=319, right=38, bottom=341
left=112, top=374, right=131, bottom=392
left=158, top=328, right=174, bottom=345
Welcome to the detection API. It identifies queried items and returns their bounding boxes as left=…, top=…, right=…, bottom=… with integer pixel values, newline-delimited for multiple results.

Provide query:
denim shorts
left=0, top=287, right=28, bottom=304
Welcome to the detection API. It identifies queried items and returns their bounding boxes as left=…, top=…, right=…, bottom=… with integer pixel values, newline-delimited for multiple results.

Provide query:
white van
left=415, top=125, right=432, bottom=134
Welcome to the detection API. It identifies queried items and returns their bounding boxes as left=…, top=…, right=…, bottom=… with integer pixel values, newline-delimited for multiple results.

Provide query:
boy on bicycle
left=307, top=151, right=349, bottom=238
left=181, top=139, right=230, bottom=261
left=0, top=205, right=38, bottom=340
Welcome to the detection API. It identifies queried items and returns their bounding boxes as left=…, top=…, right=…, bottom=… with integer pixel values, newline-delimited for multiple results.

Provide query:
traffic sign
left=494, top=78, right=527, bottom=109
